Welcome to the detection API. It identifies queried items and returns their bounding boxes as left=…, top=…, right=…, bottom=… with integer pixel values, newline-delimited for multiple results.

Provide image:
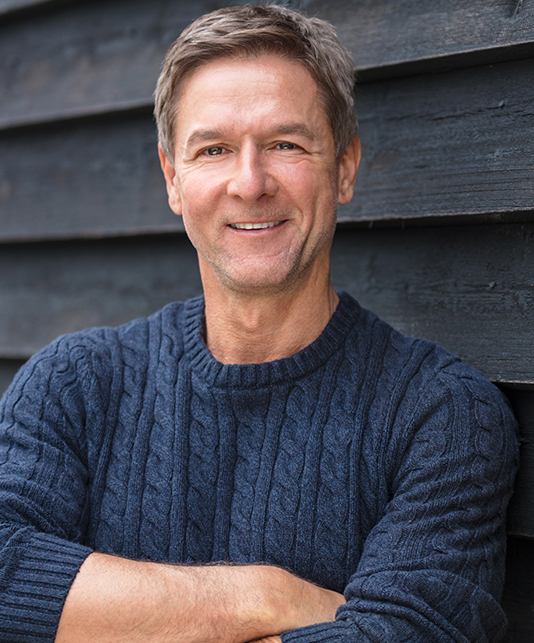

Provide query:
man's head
left=154, top=3, right=357, bottom=161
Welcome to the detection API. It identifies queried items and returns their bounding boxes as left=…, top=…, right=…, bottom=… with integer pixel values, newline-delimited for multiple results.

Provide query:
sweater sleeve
left=0, top=337, right=96, bottom=642
left=281, top=365, right=519, bottom=643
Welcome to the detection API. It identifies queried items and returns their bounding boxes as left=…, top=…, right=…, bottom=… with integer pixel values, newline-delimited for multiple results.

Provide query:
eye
left=204, top=146, right=225, bottom=156
left=277, top=142, right=297, bottom=151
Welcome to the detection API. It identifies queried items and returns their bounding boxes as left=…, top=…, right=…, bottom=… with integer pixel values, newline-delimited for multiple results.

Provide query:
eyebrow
left=185, top=130, right=225, bottom=149
left=184, top=123, right=318, bottom=149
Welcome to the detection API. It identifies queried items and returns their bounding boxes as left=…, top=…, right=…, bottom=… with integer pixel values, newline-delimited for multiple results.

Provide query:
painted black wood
left=2, top=0, right=534, bottom=130
left=0, top=111, right=183, bottom=241
left=502, top=536, right=534, bottom=642
left=298, top=0, right=534, bottom=81
left=502, top=386, right=534, bottom=538
left=0, top=358, right=26, bottom=397
left=344, top=57, right=534, bottom=225
left=0, top=0, right=58, bottom=14
left=330, top=223, right=534, bottom=384
left=1, top=223, right=534, bottom=382
left=0, top=235, right=201, bottom=358
left=0, top=0, right=237, bottom=130
left=2, top=56, right=533, bottom=242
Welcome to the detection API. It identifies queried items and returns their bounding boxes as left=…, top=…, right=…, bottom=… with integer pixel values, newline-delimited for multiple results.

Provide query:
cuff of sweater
left=2, top=531, right=92, bottom=641
left=281, top=620, right=355, bottom=643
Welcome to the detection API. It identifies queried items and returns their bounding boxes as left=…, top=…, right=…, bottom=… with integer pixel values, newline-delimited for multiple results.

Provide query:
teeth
left=230, top=221, right=281, bottom=230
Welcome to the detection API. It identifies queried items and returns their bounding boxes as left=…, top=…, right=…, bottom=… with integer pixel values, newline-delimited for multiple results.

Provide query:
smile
left=229, top=221, right=283, bottom=230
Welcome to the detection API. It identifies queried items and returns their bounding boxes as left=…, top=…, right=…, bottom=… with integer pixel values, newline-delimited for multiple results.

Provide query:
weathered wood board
left=502, top=536, right=534, bottom=642
left=345, top=57, right=534, bottom=224
left=0, top=111, right=183, bottom=240
left=1, top=56, right=533, bottom=242
left=0, top=0, right=56, bottom=14
left=2, top=0, right=534, bottom=128
left=1, top=223, right=534, bottom=385
left=331, top=223, right=534, bottom=384
left=300, top=0, right=534, bottom=80
left=0, top=359, right=25, bottom=397
left=0, top=235, right=202, bottom=358
left=503, top=386, right=534, bottom=538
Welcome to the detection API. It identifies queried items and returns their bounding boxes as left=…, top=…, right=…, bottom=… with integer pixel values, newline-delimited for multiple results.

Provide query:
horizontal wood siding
left=2, top=0, right=534, bottom=130
left=0, top=112, right=182, bottom=241
left=2, top=56, right=534, bottom=242
left=0, top=235, right=201, bottom=358
left=1, top=0, right=533, bottom=635
left=502, top=535, right=534, bottom=642
left=503, top=387, right=534, bottom=538
left=331, top=224, right=534, bottom=384
left=1, top=223, right=533, bottom=382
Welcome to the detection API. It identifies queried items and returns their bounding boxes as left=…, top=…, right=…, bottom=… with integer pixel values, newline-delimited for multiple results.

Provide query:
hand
left=262, top=566, right=345, bottom=632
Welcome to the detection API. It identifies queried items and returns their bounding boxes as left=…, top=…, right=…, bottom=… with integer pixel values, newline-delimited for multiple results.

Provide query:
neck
left=202, top=272, right=339, bottom=365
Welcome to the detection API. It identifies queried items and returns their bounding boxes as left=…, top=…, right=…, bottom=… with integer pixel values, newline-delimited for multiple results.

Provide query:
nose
left=227, top=144, right=276, bottom=202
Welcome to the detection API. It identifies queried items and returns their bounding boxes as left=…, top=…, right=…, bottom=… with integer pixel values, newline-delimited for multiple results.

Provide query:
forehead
left=173, top=54, right=330, bottom=143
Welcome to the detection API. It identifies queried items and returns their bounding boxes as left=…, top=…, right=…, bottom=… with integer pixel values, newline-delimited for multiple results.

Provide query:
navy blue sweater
left=0, top=292, right=518, bottom=642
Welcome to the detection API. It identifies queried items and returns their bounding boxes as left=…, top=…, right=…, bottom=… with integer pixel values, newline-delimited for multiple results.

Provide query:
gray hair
left=154, top=4, right=357, bottom=160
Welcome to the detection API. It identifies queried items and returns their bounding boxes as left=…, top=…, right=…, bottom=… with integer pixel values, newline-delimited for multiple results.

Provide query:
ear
left=158, top=144, right=183, bottom=216
left=337, top=134, right=361, bottom=206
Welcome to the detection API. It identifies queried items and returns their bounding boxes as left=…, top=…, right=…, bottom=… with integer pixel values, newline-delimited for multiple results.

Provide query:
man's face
left=160, top=54, right=359, bottom=295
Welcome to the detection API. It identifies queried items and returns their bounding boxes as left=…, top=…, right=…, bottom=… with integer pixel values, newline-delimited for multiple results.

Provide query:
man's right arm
left=55, top=553, right=344, bottom=643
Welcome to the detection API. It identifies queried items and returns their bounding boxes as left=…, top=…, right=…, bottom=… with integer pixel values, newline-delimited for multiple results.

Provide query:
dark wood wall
left=1, top=0, right=533, bottom=639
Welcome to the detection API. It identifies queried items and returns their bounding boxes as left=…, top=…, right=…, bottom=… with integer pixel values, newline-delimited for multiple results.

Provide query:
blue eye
left=206, top=147, right=224, bottom=156
left=278, top=142, right=296, bottom=150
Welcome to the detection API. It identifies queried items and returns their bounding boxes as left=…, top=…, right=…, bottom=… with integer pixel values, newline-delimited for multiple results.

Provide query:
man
left=0, top=4, right=518, bottom=642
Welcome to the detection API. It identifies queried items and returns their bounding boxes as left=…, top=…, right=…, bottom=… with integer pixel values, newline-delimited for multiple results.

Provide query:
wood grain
left=298, top=0, right=534, bottom=80
left=0, top=0, right=229, bottom=129
left=1, top=223, right=534, bottom=384
left=502, top=536, right=534, bottom=641
left=502, top=386, right=534, bottom=538
left=1, top=56, right=533, bottom=242
left=0, top=235, right=201, bottom=358
left=330, top=223, right=534, bottom=384
left=0, top=111, right=183, bottom=240
left=2, top=0, right=534, bottom=129
left=344, top=57, right=534, bottom=224
left=0, top=358, right=25, bottom=397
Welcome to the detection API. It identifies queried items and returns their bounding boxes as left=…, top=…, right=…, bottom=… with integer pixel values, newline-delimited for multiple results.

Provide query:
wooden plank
left=301, top=0, right=534, bottom=80
left=1, top=222, right=534, bottom=382
left=502, top=536, right=534, bottom=642
left=501, top=387, right=534, bottom=538
left=0, top=0, right=229, bottom=130
left=0, top=111, right=184, bottom=240
left=0, top=235, right=201, bottom=359
left=2, top=57, right=534, bottom=242
left=342, top=57, right=534, bottom=224
left=330, top=223, right=534, bottom=384
left=2, top=1, right=534, bottom=129
left=0, top=0, right=58, bottom=15
left=0, top=359, right=26, bottom=397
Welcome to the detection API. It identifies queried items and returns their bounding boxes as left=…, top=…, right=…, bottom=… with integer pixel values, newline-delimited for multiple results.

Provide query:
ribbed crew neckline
left=182, top=291, right=361, bottom=389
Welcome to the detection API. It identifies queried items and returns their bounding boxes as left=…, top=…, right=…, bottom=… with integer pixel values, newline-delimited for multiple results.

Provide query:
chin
left=219, top=267, right=301, bottom=296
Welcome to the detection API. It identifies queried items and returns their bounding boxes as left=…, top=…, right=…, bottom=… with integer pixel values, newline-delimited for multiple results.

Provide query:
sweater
left=0, top=292, right=518, bottom=642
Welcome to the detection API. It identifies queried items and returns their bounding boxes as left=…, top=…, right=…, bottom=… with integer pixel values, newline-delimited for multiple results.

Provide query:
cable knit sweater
left=0, top=292, right=518, bottom=642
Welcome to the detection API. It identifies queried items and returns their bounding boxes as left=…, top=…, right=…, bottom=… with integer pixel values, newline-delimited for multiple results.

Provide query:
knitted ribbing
left=0, top=292, right=518, bottom=642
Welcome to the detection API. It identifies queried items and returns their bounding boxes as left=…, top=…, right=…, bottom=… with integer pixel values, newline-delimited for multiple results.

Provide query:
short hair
left=154, top=3, right=357, bottom=160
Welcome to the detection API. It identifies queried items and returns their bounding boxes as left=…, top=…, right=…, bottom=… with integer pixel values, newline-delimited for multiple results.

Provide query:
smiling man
left=0, top=4, right=518, bottom=643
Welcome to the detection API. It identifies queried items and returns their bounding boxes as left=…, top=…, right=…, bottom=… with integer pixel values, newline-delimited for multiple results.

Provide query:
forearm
left=55, top=553, right=344, bottom=643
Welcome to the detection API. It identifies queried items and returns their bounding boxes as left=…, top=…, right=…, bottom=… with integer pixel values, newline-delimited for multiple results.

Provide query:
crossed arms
left=56, top=554, right=344, bottom=642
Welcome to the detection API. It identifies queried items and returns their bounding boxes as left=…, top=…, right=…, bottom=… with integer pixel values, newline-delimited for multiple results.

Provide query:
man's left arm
left=279, top=367, right=519, bottom=643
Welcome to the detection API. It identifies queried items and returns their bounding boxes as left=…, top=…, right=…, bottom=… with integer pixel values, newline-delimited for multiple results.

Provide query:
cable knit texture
left=0, top=292, right=518, bottom=642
